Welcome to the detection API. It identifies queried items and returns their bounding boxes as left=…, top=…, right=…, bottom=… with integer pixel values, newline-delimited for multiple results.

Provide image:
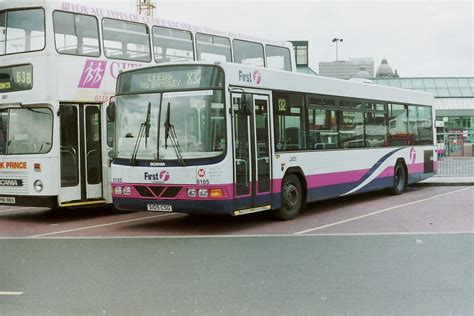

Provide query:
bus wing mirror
left=107, top=100, right=116, bottom=122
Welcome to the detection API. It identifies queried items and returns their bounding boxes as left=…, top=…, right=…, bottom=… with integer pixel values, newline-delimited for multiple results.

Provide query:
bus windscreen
left=117, top=65, right=224, bottom=94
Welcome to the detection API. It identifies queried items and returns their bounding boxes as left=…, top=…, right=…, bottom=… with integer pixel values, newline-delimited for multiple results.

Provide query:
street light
left=332, top=38, right=343, bottom=61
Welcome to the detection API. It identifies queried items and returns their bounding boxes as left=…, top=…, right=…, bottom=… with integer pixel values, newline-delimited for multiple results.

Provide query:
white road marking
left=2, top=231, right=472, bottom=240
left=0, top=207, right=37, bottom=214
left=29, top=213, right=180, bottom=238
left=295, top=186, right=474, bottom=235
left=0, top=291, right=24, bottom=296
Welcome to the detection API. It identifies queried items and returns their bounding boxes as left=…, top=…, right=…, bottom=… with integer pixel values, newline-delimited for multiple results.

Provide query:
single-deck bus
left=0, top=0, right=294, bottom=208
left=111, top=62, right=436, bottom=220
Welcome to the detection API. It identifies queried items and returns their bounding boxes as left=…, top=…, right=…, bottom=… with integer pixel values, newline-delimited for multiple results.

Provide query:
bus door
left=232, top=93, right=272, bottom=214
left=59, top=104, right=103, bottom=205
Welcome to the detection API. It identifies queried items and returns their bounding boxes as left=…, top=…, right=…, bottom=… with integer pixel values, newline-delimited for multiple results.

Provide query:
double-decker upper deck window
left=233, top=40, right=264, bottom=67
left=153, top=26, right=194, bottom=63
left=1, top=8, right=45, bottom=55
left=102, top=18, right=151, bottom=62
left=266, top=45, right=292, bottom=71
left=53, top=11, right=100, bottom=57
left=0, top=13, right=5, bottom=55
left=196, top=33, right=231, bottom=63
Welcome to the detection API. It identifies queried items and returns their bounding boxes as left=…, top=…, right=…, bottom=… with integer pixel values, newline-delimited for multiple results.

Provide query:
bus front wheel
left=274, top=174, right=303, bottom=221
left=391, top=162, right=407, bottom=195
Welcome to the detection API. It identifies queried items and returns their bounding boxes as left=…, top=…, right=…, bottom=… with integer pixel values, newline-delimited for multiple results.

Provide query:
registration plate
left=0, top=196, right=15, bottom=204
left=147, top=204, right=172, bottom=212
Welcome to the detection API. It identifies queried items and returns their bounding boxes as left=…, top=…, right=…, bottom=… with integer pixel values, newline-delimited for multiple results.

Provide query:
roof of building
left=434, top=98, right=474, bottom=115
left=354, top=66, right=371, bottom=79
left=375, top=58, right=394, bottom=78
left=372, top=77, right=474, bottom=98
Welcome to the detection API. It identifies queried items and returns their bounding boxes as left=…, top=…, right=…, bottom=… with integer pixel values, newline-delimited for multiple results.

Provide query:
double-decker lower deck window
left=0, top=108, right=53, bottom=155
left=0, top=8, right=45, bottom=55
left=103, top=18, right=151, bottom=62
left=53, top=11, right=100, bottom=57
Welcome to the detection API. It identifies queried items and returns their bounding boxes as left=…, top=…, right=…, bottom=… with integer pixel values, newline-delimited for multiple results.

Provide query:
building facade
left=318, top=57, right=374, bottom=80
left=372, top=77, right=474, bottom=157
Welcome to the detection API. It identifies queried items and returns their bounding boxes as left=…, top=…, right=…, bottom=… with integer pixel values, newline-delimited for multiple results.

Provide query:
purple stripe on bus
left=112, top=162, right=429, bottom=200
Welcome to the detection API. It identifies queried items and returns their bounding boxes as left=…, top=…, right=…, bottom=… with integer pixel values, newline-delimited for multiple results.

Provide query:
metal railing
left=436, top=130, right=474, bottom=176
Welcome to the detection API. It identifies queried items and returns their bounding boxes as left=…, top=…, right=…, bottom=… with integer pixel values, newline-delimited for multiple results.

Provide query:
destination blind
left=117, top=65, right=224, bottom=94
left=0, top=64, right=33, bottom=92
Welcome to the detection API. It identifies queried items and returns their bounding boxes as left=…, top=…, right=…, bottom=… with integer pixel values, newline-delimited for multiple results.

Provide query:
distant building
left=375, top=58, right=399, bottom=78
left=372, top=77, right=474, bottom=145
left=319, top=57, right=374, bottom=80
left=353, top=66, right=371, bottom=80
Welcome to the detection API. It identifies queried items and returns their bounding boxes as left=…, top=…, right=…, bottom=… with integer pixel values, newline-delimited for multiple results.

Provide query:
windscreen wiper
left=130, top=101, right=151, bottom=165
left=164, top=102, right=185, bottom=166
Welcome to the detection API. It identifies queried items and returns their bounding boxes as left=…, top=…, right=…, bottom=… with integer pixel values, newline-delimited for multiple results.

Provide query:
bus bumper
left=113, top=197, right=234, bottom=215
left=0, top=195, right=56, bottom=208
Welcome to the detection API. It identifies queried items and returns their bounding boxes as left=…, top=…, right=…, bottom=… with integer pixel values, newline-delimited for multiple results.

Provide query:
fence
left=436, top=130, right=474, bottom=176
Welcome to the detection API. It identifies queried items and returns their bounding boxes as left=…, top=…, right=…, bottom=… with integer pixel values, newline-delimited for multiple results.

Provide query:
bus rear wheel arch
left=274, top=173, right=304, bottom=221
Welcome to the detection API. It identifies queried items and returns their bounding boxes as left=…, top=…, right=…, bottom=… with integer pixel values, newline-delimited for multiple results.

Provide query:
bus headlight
left=33, top=180, right=43, bottom=193
left=187, top=188, right=197, bottom=197
left=123, top=186, right=132, bottom=196
left=198, top=189, right=208, bottom=198
left=114, top=186, right=123, bottom=195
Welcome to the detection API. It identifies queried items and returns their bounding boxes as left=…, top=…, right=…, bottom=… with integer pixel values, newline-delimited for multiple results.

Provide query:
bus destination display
left=118, top=66, right=224, bottom=94
left=0, top=64, right=33, bottom=93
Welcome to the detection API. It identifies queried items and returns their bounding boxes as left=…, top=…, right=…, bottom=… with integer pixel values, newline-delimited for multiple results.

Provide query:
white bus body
left=111, top=62, right=436, bottom=219
left=0, top=0, right=295, bottom=208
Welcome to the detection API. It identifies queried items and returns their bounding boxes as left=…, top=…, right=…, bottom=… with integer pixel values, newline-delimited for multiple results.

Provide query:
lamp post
left=332, top=38, right=343, bottom=61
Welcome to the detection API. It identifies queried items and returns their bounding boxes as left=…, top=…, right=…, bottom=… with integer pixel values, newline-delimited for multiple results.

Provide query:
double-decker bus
left=0, top=0, right=295, bottom=208
left=110, top=62, right=436, bottom=220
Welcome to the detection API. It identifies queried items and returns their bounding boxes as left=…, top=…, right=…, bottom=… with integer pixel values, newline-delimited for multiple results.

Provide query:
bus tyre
left=275, top=174, right=303, bottom=221
left=391, top=162, right=407, bottom=195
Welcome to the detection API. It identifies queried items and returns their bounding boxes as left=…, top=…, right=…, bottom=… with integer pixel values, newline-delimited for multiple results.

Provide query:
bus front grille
left=134, top=185, right=183, bottom=199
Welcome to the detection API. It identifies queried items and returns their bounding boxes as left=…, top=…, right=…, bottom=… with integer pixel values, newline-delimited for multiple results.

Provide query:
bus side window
left=196, top=33, right=232, bottom=63
left=233, top=39, right=264, bottom=67
left=153, top=26, right=194, bottom=63
left=53, top=11, right=100, bottom=57
left=273, top=93, right=306, bottom=151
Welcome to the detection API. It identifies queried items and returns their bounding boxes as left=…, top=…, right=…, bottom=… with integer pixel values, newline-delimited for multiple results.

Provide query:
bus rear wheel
left=274, top=174, right=302, bottom=221
left=391, top=162, right=407, bottom=195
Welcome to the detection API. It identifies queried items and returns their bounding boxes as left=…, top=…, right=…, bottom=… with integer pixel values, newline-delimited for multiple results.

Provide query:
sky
left=76, top=0, right=472, bottom=77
